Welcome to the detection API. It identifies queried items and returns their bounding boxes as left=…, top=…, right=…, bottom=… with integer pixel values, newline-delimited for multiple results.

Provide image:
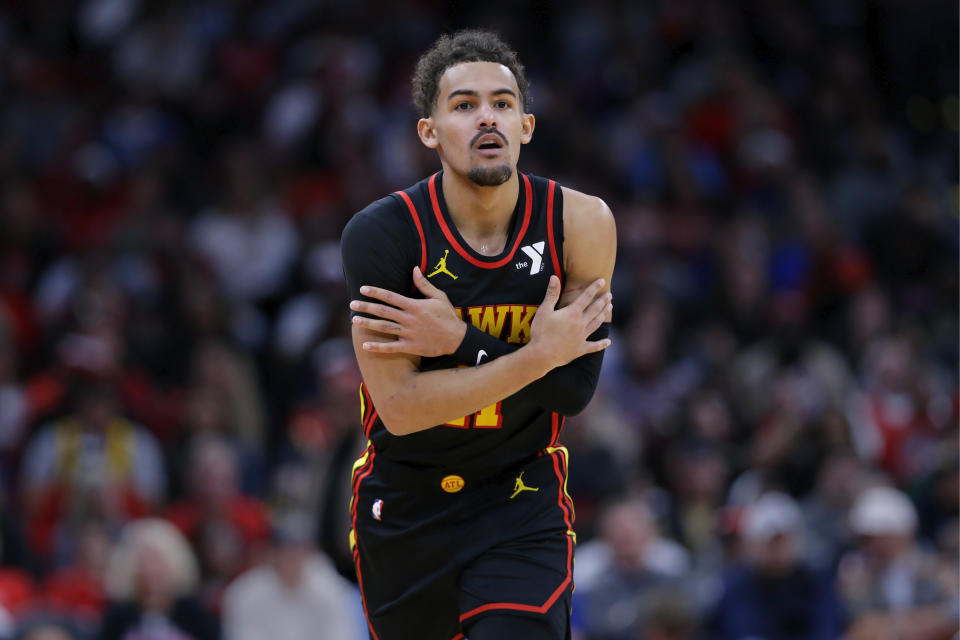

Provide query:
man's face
left=419, top=61, right=534, bottom=186
left=750, top=533, right=799, bottom=577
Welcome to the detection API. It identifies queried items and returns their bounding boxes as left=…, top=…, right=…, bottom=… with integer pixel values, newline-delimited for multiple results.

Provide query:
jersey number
left=444, top=402, right=503, bottom=429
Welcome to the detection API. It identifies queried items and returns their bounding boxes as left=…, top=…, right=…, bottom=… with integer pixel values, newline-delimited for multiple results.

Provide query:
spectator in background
left=663, top=442, right=727, bottom=566
left=99, top=518, right=217, bottom=640
left=839, top=486, right=958, bottom=640
left=604, top=293, right=703, bottom=442
left=18, top=380, right=166, bottom=565
left=801, top=452, right=871, bottom=571
left=271, top=338, right=368, bottom=580
left=221, top=512, right=365, bottom=640
left=189, top=139, right=299, bottom=350
left=163, top=336, right=266, bottom=497
left=164, top=436, right=270, bottom=613
left=640, top=590, right=698, bottom=640
left=847, top=334, right=948, bottom=483
left=573, top=497, right=690, bottom=640
left=710, top=491, right=841, bottom=640
left=186, top=341, right=265, bottom=454
left=40, top=518, right=110, bottom=629
left=189, top=139, right=298, bottom=305
left=172, top=382, right=263, bottom=499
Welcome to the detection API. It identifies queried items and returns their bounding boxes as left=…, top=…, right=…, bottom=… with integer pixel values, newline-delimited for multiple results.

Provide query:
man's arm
left=352, top=276, right=610, bottom=435
left=351, top=187, right=617, bottom=415
left=451, top=189, right=615, bottom=413
left=557, top=187, right=616, bottom=317
left=340, top=198, right=610, bottom=435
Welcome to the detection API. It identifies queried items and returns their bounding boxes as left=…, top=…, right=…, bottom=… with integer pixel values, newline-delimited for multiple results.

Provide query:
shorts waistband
left=368, top=450, right=544, bottom=493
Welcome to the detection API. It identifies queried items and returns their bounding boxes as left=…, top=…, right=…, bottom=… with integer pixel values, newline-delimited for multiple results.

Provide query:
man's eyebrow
left=446, top=88, right=517, bottom=100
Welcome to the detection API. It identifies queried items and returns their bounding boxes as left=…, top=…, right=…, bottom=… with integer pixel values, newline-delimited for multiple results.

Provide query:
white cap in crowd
left=742, top=492, right=803, bottom=543
left=849, top=486, right=918, bottom=537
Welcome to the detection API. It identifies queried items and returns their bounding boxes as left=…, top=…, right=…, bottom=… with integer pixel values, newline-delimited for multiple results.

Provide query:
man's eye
left=495, top=101, right=509, bottom=109
left=455, top=102, right=473, bottom=110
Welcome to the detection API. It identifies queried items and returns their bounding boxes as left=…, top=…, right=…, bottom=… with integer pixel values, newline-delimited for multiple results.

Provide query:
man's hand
left=350, top=269, right=611, bottom=366
left=349, top=266, right=466, bottom=356
left=527, top=275, right=611, bottom=371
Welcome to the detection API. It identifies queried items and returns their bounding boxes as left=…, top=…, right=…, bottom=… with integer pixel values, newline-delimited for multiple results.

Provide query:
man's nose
left=477, top=104, right=497, bottom=129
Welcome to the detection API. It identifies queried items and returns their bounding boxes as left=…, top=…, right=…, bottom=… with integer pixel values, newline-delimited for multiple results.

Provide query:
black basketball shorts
left=349, top=446, right=576, bottom=640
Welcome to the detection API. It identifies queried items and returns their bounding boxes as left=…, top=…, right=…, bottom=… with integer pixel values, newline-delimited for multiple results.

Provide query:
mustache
left=470, top=128, right=508, bottom=147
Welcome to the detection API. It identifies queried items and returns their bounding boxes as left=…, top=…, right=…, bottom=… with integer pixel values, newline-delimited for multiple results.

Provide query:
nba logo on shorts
left=372, top=499, right=383, bottom=521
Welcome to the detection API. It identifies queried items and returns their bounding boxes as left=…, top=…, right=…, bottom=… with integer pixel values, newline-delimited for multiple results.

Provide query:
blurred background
left=0, top=1, right=957, bottom=639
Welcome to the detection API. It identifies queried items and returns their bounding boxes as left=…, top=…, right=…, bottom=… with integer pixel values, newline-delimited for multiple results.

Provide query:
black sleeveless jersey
left=341, top=171, right=567, bottom=471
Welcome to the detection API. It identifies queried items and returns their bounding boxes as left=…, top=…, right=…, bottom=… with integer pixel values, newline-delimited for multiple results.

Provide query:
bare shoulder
left=561, top=187, right=613, bottom=227
left=563, top=187, right=617, bottom=256
left=558, top=186, right=616, bottom=296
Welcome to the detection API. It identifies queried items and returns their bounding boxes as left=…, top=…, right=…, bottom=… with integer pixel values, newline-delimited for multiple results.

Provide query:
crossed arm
left=346, top=188, right=616, bottom=434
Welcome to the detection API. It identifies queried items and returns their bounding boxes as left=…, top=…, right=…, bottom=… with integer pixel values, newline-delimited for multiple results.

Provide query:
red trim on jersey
left=458, top=449, right=574, bottom=624
left=550, top=413, right=559, bottom=446
left=353, top=549, right=379, bottom=640
left=363, top=408, right=379, bottom=439
left=428, top=173, right=533, bottom=269
left=360, top=384, right=378, bottom=438
left=546, top=180, right=563, bottom=286
left=351, top=449, right=378, bottom=640
left=554, top=415, right=566, bottom=446
left=395, top=190, right=428, bottom=274
left=351, top=452, right=375, bottom=499
left=360, top=382, right=373, bottom=423
left=451, top=635, right=465, bottom=640
left=552, top=447, right=575, bottom=522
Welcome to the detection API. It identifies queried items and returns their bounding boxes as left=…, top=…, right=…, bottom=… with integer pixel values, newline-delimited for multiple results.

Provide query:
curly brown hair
left=412, top=29, right=530, bottom=118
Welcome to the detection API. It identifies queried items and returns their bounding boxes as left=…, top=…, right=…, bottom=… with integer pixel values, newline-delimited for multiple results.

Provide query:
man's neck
left=440, top=167, right=519, bottom=252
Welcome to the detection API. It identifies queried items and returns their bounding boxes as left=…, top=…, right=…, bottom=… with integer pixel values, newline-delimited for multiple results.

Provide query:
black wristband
left=452, top=323, right=516, bottom=366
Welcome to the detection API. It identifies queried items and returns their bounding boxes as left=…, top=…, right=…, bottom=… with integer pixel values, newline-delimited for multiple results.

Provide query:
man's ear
left=520, top=112, right=535, bottom=145
left=417, top=117, right=439, bottom=149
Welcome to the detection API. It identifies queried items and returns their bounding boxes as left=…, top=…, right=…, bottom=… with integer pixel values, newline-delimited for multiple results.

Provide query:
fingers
left=539, top=275, right=562, bottom=310
left=584, top=293, right=611, bottom=325
left=361, top=339, right=412, bottom=353
left=359, top=285, right=411, bottom=308
left=581, top=337, right=612, bottom=355
left=350, top=300, right=405, bottom=322
left=352, top=315, right=402, bottom=335
left=585, top=300, right=613, bottom=335
left=412, top=266, right=447, bottom=300
left=569, top=278, right=606, bottom=312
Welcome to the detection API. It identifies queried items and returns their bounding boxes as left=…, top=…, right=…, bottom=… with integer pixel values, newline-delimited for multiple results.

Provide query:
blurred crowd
left=0, top=0, right=957, bottom=639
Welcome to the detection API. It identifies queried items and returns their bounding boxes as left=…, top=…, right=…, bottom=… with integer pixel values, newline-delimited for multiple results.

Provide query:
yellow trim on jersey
left=349, top=528, right=357, bottom=553
left=547, top=445, right=576, bottom=524
left=358, top=384, right=366, bottom=423
left=348, top=443, right=372, bottom=513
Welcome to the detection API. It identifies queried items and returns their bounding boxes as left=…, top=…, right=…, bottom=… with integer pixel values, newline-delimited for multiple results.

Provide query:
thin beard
left=467, top=165, right=512, bottom=186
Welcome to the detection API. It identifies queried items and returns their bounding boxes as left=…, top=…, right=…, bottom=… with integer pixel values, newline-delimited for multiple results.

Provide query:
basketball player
left=340, top=30, right=616, bottom=640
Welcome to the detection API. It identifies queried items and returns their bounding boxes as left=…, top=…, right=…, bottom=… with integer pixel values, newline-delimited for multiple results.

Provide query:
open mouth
left=474, top=133, right=506, bottom=151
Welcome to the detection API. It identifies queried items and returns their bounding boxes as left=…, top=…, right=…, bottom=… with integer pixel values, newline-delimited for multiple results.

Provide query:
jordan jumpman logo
left=427, top=249, right=458, bottom=280
left=510, top=471, right=539, bottom=499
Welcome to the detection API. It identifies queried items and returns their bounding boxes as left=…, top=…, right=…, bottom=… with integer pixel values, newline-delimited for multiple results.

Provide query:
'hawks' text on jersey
left=342, top=171, right=566, bottom=471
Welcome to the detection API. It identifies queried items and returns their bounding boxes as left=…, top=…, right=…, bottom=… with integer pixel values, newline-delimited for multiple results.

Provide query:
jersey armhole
left=392, top=190, right=428, bottom=275
left=546, top=180, right=564, bottom=287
